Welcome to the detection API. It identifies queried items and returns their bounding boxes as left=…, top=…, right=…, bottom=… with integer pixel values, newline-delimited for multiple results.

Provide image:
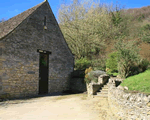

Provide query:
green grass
left=120, top=69, right=150, bottom=95
left=106, top=71, right=118, bottom=77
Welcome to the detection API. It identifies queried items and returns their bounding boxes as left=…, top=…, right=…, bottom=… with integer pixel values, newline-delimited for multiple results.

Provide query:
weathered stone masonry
left=0, top=1, right=74, bottom=99
left=108, top=78, right=150, bottom=120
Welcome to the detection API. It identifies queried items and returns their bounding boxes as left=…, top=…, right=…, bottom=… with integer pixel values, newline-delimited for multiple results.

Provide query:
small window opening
left=44, top=16, right=47, bottom=30
left=44, top=16, right=46, bottom=26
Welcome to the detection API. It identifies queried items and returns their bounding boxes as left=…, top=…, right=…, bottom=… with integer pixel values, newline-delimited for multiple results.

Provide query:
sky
left=0, top=0, right=150, bottom=22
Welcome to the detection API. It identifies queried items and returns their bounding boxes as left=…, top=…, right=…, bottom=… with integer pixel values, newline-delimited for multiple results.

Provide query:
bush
left=85, top=72, right=98, bottom=84
left=75, top=57, right=91, bottom=70
left=91, top=57, right=106, bottom=71
left=84, top=69, right=106, bottom=84
left=106, top=51, right=118, bottom=73
left=114, top=40, right=141, bottom=78
left=137, top=14, right=145, bottom=22
left=142, top=36, right=150, bottom=43
left=142, top=24, right=150, bottom=31
left=107, top=71, right=118, bottom=77
left=85, top=67, right=93, bottom=84
left=138, top=58, right=150, bottom=72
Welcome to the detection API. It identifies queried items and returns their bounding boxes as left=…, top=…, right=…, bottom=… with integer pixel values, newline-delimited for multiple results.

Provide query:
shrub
left=85, top=67, right=93, bottom=75
left=114, top=40, right=141, bottom=78
left=75, top=57, right=91, bottom=70
left=85, top=67, right=93, bottom=84
left=91, top=57, right=106, bottom=71
left=142, top=24, right=150, bottom=31
left=142, top=35, right=150, bottom=43
left=85, top=72, right=98, bottom=84
left=138, top=58, right=150, bottom=72
left=137, top=14, right=145, bottom=22
left=106, top=51, right=118, bottom=73
left=84, top=69, right=106, bottom=84
left=113, top=72, right=119, bottom=76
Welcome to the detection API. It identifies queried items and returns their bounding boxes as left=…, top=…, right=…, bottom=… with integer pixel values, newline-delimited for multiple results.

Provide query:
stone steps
left=97, top=91, right=108, bottom=95
left=95, top=83, right=109, bottom=97
left=95, top=94, right=108, bottom=98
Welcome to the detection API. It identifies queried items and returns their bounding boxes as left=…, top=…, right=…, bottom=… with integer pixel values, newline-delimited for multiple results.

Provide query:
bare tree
left=0, top=18, right=6, bottom=23
left=58, top=0, right=115, bottom=59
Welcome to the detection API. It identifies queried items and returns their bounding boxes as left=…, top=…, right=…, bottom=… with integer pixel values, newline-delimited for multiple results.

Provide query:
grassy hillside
left=106, top=5, right=150, bottom=61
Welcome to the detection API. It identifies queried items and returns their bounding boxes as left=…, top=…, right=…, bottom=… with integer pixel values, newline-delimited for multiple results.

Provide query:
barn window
left=44, top=16, right=46, bottom=26
left=44, top=16, right=47, bottom=30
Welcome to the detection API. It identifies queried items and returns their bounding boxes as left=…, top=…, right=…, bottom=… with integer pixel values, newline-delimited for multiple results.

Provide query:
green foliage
left=138, top=58, right=150, bottom=71
left=111, top=10, right=123, bottom=27
left=142, top=24, right=150, bottom=31
left=91, top=57, right=106, bottom=71
left=142, top=35, right=150, bottom=43
left=137, top=14, right=145, bottom=22
left=107, top=71, right=118, bottom=77
left=139, top=24, right=150, bottom=43
left=112, top=72, right=118, bottom=76
left=114, top=40, right=141, bottom=78
left=75, top=57, right=91, bottom=70
left=106, top=52, right=118, bottom=73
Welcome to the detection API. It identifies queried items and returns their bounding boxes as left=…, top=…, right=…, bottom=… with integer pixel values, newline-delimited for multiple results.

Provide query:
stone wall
left=108, top=78, right=150, bottom=120
left=86, top=74, right=110, bottom=97
left=1, top=61, right=39, bottom=99
left=0, top=43, right=4, bottom=94
left=70, top=78, right=86, bottom=93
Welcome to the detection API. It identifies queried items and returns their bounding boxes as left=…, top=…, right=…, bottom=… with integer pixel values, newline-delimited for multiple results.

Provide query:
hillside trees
left=58, top=0, right=131, bottom=70
left=58, top=0, right=114, bottom=59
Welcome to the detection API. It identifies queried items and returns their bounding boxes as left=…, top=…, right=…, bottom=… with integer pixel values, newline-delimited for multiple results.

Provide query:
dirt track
left=0, top=93, right=116, bottom=120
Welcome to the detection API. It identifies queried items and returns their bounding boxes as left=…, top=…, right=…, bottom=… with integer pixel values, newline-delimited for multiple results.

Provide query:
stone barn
left=0, top=0, right=74, bottom=99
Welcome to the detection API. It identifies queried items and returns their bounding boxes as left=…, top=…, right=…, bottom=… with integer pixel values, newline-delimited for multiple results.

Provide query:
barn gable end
left=0, top=0, right=74, bottom=98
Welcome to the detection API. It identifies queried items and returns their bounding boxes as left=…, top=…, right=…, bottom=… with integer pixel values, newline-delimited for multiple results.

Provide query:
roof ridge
left=0, top=1, right=46, bottom=40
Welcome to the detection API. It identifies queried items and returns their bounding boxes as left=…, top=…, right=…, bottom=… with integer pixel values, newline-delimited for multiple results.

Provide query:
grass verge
left=120, top=69, right=150, bottom=95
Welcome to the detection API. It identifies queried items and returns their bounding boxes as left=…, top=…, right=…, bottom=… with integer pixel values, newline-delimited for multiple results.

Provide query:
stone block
left=143, top=96, right=149, bottom=103
left=0, top=86, right=2, bottom=90
left=98, top=74, right=109, bottom=84
left=147, top=102, right=150, bottom=107
left=124, top=86, right=128, bottom=90
left=0, top=93, right=11, bottom=99
left=0, top=76, right=2, bottom=82
left=27, top=71, right=35, bottom=74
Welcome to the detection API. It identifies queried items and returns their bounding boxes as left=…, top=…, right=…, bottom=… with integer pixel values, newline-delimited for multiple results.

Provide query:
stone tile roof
left=0, top=1, right=45, bottom=40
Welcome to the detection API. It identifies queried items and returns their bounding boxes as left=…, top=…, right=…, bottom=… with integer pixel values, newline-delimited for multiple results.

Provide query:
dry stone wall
left=108, top=78, right=150, bottom=120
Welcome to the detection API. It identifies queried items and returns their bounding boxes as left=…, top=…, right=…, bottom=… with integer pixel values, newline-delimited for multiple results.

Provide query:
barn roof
left=0, top=1, right=46, bottom=40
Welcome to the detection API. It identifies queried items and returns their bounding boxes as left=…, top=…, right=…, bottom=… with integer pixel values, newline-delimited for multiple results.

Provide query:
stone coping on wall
left=108, top=78, right=150, bottom=120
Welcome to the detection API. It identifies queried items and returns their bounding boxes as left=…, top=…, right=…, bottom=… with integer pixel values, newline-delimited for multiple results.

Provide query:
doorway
left=39, top=53, right=49, bottom=94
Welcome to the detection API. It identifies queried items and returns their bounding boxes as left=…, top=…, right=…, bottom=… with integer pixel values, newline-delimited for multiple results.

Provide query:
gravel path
left=0, top=93, right=116, bottom=120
